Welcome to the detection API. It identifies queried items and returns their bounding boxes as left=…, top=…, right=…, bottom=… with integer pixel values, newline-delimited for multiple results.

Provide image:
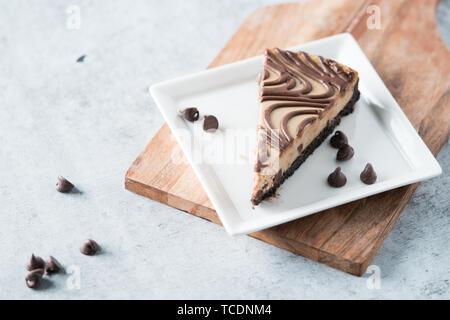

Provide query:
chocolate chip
left=297, top=143, right=303, bottom=153
left=45, top=256, right=63, bottom=275
left=202, top=115, right=219, bottom=132
left=26, top=254, right=45, bottom=271
left=76, top=55, right=86, bottom=63
left=327, top=167, right=347, bottom=188
left=179, top=107, right=199, bottom=122
left=80, top=239, right=100, bottom=256
left=336, top=143, right=354, bottom=161
left=360, top=163, right=377, bottom=184
left=56, top=176, right=74, bottom=193
left=330, top=131, right=348, bottom=149
left=25, top=268, right=44, bottom=289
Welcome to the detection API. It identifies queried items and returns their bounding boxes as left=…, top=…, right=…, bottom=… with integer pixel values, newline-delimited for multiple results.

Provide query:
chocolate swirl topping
left=259, top=48, right=355, bottom=152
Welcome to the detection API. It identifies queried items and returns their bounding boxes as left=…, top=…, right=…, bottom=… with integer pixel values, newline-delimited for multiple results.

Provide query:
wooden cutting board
left=125, top=0, right=450, bottom=276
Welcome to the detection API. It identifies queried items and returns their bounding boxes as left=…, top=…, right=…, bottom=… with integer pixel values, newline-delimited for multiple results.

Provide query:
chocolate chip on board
left=360, top=163, right=377, bottom=184
left=80, top=239, right=100, bottom=256
left=336, top=143, right=354, bottom=161
left=179, top=107, right=199, bottom=122
left=330, top=130, right=348, bottom=149
left=26, top=254, right=46, bottom=272
left=327, top=167, right=347, bottom=188
left=25, top=268, right=44, bottom=289
left=56, top=176, right=74, bottom=193
left=202, top=115, right=219, bottom=132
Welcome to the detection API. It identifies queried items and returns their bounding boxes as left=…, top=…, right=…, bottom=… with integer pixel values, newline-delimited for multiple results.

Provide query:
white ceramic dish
left=150, top=33, right=442, bottom=235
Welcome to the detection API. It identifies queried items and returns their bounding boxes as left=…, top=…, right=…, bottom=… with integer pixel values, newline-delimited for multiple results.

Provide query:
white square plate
left=150, top=33, right=441, bottom=235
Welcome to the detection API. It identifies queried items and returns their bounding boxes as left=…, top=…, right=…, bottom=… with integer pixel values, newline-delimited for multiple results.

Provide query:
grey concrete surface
left=0, top=0, right=448, bottom=299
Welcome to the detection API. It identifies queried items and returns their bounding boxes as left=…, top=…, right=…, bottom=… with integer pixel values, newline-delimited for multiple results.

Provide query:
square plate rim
left=149, top=32, right=442, bottom=235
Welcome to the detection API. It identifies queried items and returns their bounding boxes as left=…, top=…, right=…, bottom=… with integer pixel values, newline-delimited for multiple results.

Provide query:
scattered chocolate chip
left=360, top=163, right=377, bottom=184
left=202, top=115, right=219, bottom=132
left=25, top=268, right=44, bottom=289
left=80, top=239, right=100, bottom=256
left=336, top=143, right=354, bottom=161
left=76, top=55, right=86, bottom=63
left=179, top=107, right=199, bottom=122
left=327, top=167, right=347, bottom=188
left=26, top=254, right=45, bottom=271
left=45, top=256, right=63, bottom=275
left=56, top=176, right=74, bottom=193
left=330, top=131, right=348, bottom=149
left=297, top=143, right=303, bottom=153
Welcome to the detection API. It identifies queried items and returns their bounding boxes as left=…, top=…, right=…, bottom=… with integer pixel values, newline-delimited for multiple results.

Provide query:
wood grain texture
left=125, top=0, right=450, bottom=276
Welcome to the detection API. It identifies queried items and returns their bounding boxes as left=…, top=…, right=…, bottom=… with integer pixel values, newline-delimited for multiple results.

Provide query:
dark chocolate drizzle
left=259, top=48, right=354, bottom=152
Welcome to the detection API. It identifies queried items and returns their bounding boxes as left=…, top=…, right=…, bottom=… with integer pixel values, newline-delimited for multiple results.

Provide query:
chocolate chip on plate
left=80, top=239, right=100, bottom=256
left=336, top=143, right=354, bottom=161
left=56, top=176, right=74, bottom=193
left=327, top=167, right=347, bottom=188
left=25, top=268, right=44, bottom=289
left=330, top=131, right=348, bottom=149
left=26, top=254, right=45, bottom=272
left=202, top=115, right=219, bottom=132
left=360, top=163, right=377, bottom=184
left=179, top=107, right=199, bottom=122
left=45, top=256, right=63, bottom=275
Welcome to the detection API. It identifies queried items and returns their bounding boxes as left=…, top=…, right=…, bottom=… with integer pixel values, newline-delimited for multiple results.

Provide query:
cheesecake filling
left=253, top=81, right=358, bottom=198
left=252, top=48, right=359, bottom=204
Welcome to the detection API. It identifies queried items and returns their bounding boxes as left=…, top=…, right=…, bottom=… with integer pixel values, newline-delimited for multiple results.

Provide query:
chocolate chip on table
left=76, top=55, right=86, bottom=63
left=360, top=163, right=377, bottom=184
left=45, top=256, right=63, bottom=275
left=330, top=130, right=348, bottom=149
left=80, top=239, right=100, bottom=256
left=179, top=107, right=199, bottom=122
left=26, top=254, right=45, bottom=271
left=25, top=268, right=44, bottom=289
left=327, top=167, right=347, bottom=188
left=336, top=143, right=354, bottom=161
left=56, top=176, right=74, bottom=193
left=202, top=115, right=219, bottom=132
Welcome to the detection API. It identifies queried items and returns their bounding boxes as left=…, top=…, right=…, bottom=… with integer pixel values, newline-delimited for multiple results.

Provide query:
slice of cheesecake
left=251, top=48, right=360, bottom=206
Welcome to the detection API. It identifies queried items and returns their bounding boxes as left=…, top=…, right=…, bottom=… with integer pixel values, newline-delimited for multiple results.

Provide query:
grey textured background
left=0, top=0, right=448, bottom=299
